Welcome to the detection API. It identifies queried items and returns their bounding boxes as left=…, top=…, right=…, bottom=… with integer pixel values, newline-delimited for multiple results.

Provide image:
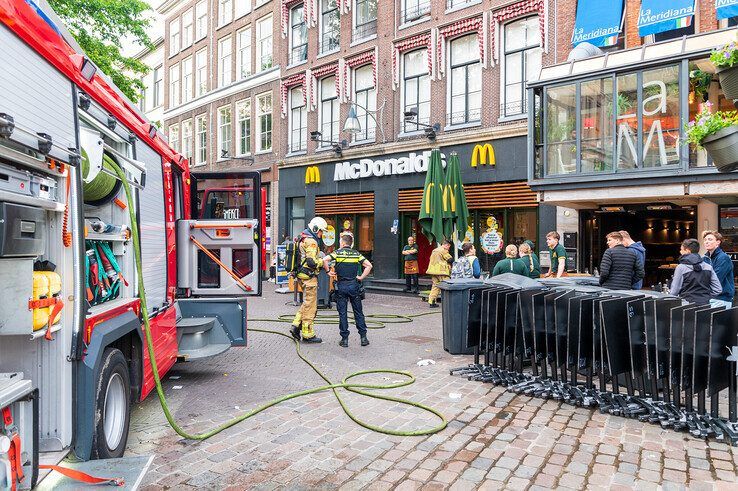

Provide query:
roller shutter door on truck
left=135, top=141, right=167, bottom=312
left=0, top=24, right=76, bottom=161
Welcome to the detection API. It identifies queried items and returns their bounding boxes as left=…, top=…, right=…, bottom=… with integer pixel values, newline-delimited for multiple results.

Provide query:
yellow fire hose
left=110, top=162, right=447, bottom=440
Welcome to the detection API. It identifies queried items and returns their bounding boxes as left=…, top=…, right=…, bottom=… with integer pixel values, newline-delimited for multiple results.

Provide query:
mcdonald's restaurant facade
left=279, top=137, right=556, bottom=279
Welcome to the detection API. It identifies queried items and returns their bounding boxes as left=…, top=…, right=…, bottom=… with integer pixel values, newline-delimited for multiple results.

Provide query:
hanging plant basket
left=718, top=66, right=738, bottom=101
left=702, top=125, right=738, bottom=173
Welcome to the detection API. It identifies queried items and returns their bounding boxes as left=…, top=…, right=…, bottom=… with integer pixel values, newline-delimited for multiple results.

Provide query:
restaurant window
left=182, top=56, right=193, bottom=103
left=320, top=76, right=339, bottom=146
left=545, top=83, right=576, bottom=175
left=288, top=197, right=306, bottom=239
left=581, top=77, right=613, bottom=172
left=616, top=73, right=638, bottom=169
left=320, top=0, right=340, bottom=53
left=218, top=36, right=233, bottom=87
left=448, top=34, right=481, bottom=126
left=403, top=49, right=430, bottom=133
left=641, top=65, right=680, bottom=168
left=289, top=87, right=307, bottom=152
left=502, top=16, right=542, bottom=117
left=257, top=92, right=273, bottom=151
left=236, top=99, right=251, bottom=156
left=290, top=5, right=307, bottom=64
left=353, top=65, right=376, bottom=142
left=237, top=27, right=252, bottom=79
left=195, top=115, right=207, bottom=166
left=182, top=119, right=193, bottom=162
left=719, top=206, right=738, bottom=265
left=257, top=15, right=274, bottom=71
left=196, top=49, right=208, bottom=96
left=218, top=105, right=232, bottom=158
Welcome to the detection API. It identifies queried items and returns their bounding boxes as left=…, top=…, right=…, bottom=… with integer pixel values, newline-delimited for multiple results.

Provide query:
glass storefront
left=468, top=208, right=538, bottom=274
left=324, top=214, right=374, bottom=262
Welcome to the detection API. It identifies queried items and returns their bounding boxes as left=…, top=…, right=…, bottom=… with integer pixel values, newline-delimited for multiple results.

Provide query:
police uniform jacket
left=327, top=247, right=367, bottom=281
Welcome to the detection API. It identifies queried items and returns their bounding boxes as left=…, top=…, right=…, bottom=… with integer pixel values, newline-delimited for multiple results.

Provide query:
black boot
left=339, top=338, right=348, bottom=348
left=360, top=335, right=370, bottom=346
left=289, top=325, right=301, bottom=341
left=303, top=336, right=323, bottom=344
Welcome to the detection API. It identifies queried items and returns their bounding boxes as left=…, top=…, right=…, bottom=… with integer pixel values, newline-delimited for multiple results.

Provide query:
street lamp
left=403, top=107, right=441, bottom=141
left=342, top=98, right=387, bottom=143
left=309, top=131, right=346, bottom=156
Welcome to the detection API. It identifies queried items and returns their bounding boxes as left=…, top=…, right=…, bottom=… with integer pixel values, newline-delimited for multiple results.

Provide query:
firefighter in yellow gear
left=290, top=217, right=329, bottom=343
left=426, top=239, right=453, bottom=308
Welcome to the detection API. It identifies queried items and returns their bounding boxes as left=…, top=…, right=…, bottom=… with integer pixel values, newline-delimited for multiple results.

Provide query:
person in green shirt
left=492, top=244, right=530, bottom=277
left=545, top=231, right=567, bottom=278
left=519, top=241, right=541, bottom=278
left=402, top=236, right=419, bottom=293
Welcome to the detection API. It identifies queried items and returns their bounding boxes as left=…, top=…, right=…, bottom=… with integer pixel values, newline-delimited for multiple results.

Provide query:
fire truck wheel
left=92, top=348, right=131, bottom=459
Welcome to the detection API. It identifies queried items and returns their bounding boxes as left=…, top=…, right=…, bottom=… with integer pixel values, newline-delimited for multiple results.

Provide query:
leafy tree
left=48, top=0, right=153, bottom=102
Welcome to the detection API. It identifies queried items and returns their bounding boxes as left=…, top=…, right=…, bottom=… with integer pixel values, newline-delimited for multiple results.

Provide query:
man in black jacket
left=599, top=231, right=645, bottom=290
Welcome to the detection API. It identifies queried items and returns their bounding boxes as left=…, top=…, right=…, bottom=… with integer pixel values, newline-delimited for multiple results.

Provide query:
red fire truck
left=0, top=0, right=263, bottom=488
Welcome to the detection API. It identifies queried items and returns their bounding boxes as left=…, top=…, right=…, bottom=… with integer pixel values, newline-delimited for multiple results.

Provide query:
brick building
left=157, top=0, right=282, bottom=261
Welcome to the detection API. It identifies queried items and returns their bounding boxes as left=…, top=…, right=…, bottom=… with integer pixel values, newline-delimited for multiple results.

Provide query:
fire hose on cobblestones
left=111, top=162, right=447, bottom=441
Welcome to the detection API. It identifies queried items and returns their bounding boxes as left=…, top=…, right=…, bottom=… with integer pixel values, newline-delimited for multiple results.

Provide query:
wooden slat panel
left=397, top=181, right=538, bottom=212
left=315, top=192, right=375, bottom=215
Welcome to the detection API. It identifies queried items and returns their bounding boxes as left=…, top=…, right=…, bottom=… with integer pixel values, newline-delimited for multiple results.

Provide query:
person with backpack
left=289, top=217, right=329, bottom=344
left=598, top=231, right=644, bottom=290
left=702, top=230, right=735, bottom=308
left=518, top=242, right=541, bottom=278
left=451, top=243, right=481, bottom=279
left=492, top=244, right=529, bottom=277
left=426, top=240, right=453, bottom=308
left=670, top=238, right=722, bottom=305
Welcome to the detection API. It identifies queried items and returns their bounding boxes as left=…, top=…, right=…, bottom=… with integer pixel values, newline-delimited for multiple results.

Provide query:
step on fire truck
left=0, top=1, right=265, bottom=488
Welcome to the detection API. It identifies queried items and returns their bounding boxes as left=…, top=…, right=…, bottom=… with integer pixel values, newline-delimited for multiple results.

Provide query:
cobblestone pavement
left=127, top=285, right=738, bottom=490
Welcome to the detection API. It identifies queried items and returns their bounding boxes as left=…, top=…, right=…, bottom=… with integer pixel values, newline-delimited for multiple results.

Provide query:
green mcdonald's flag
left=444, top=152, right=469, bottom=245
left=419, top=148, right=449, bottom=244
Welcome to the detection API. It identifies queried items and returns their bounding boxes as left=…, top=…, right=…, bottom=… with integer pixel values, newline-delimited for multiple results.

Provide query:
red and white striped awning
left=392, top=32, right=432, bottom=90
left=280, top=72, right=306, bottom=118
left=490, top=0, right=547, bottom=64
left=436, top=14, right=488, bottom=78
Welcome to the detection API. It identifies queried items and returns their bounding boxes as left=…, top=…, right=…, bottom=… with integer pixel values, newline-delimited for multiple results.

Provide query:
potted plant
left=689, top=67, right=713, bottom=103
left=710, top=40, right=738, bottom=100
left=686, top=102, right=738, bottom=172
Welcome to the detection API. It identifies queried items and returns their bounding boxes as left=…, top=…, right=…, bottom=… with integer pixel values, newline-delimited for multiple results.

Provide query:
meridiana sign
left=333, top=151, right=446, bottom=181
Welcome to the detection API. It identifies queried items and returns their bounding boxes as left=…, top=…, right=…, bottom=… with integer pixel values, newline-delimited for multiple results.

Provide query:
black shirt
left=327, top=247, right=367, bottom=281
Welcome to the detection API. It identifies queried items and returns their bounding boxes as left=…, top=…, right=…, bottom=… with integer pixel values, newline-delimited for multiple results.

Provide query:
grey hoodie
left=670, top=253, right=722, bottom=305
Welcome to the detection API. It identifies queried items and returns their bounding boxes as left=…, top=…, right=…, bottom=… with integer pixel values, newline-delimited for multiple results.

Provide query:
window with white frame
left=196, top=49, right=208, bottom=96
left=402, top=49, right=429, bottom=132
left=153, top=65, right=163, bottom=107
left=448, top=34, right=481, bottom=125
left=236, top=99, right=252, bottom=155
left=319, top=76, right=339, bottom=146
left=218, top=36, right=233, bottom=87
left=219, top=0, right=233, bottom=26
left=169, top=19, right=180, bottom=55
left=182, top=8, right=194, bottom=47
left=218, top=105, right=232, bottom=158
left=257, top=15, right=273, bottom=71
left=502, top=16, right=542, bottom=117
left=169, top=64, right=180, bottom=108
left=237, top=27, right=252, bottom=79
left=289, top=87, right=307, bottom=152
left=352, top=65, right=376, bottom=142
left=195, top=115, right=207, bottom=165
left=235, top=0, right=251, bottom=18
left=289, top=6, right=307, bottom=65
left=168, top=124, right=180, bottom=152
left=182, top=56, right=194, bottom=103
left=353, top=0, right=377, bottom=40
left=256, top=92, right=273, bottom=151
left=181, top=119, right=193, bottom=161
left=320, top=0, right=339, bottom=53
left=196, top=0, right=208, bottom=40
left=402, top=0, right=430, bottom=24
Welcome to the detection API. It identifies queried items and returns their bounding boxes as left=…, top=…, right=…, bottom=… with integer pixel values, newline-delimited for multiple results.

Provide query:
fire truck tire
left=92, top=348, right=131, bottom=459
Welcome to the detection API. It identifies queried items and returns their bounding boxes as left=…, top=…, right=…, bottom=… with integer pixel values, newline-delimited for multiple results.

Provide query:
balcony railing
left=446, top=108, right=481, bottom=127
left=319, top=32, right=340, bottom=54
left=401, top=0, right=430, bottom=24
left=446, top=0, right=475, bottom=9
left=500, top=99, right=527, bottom=118
left=352, top=19, right=377, bottom=42
left=288, top=45, right=308, bottom=65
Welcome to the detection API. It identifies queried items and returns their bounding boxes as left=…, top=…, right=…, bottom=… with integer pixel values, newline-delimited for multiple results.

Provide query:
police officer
left=324, top=232, right=373, bottom=347
left=290, top=217, right=329, bottom=344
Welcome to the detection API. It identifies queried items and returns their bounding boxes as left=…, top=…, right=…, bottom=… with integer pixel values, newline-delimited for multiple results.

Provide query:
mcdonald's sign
left=304, top=166, right=321, bottom=184
left=471, top=143, right=495, bottom=167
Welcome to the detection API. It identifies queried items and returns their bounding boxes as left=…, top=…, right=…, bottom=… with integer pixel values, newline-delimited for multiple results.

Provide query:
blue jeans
left=336, top=279, right=368, bottom=338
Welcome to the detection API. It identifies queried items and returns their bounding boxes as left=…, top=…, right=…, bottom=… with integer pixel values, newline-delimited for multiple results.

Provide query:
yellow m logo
left=471, top=144, right=495, bottom=167
left=305, top=166, right=321, bottom=184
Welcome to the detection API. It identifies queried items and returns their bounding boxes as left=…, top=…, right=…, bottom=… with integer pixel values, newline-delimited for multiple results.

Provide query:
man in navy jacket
left=702, top=230, right=735, bottom=308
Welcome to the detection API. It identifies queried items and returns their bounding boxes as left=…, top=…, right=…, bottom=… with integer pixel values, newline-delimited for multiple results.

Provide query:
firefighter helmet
left=308, top=216, right=329, bottom=233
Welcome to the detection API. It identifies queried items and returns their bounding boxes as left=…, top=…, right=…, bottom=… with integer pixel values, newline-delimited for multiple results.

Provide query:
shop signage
left=323, top=224, right=336, bottom=247
left=470, top=144, right=495, bottom=167
left=333, top=150, right=446, bottom=181
left=305, top=166, right=321, bottom=184
left=276, top=244, right=289, bottom=285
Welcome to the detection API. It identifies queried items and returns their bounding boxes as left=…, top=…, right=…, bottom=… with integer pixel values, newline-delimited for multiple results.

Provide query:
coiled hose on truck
left=109, top=161, right=447, bottom=441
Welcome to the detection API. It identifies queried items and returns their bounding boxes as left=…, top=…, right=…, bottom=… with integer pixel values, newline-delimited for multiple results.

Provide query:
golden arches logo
left=471, top=144, right=495, bottom=167
left=304, top=166, right=320, bottom=184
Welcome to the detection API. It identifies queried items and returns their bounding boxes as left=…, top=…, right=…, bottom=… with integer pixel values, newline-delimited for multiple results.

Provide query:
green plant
left=690, top=68, right=713, bottom=102
left=685, top=103, right=738, bottom=147
left=710, top=40, right=738, bottom=69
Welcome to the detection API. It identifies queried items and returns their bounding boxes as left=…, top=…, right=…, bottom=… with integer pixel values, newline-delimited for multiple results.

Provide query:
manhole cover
left=394, top=335, right=437, bottom=345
